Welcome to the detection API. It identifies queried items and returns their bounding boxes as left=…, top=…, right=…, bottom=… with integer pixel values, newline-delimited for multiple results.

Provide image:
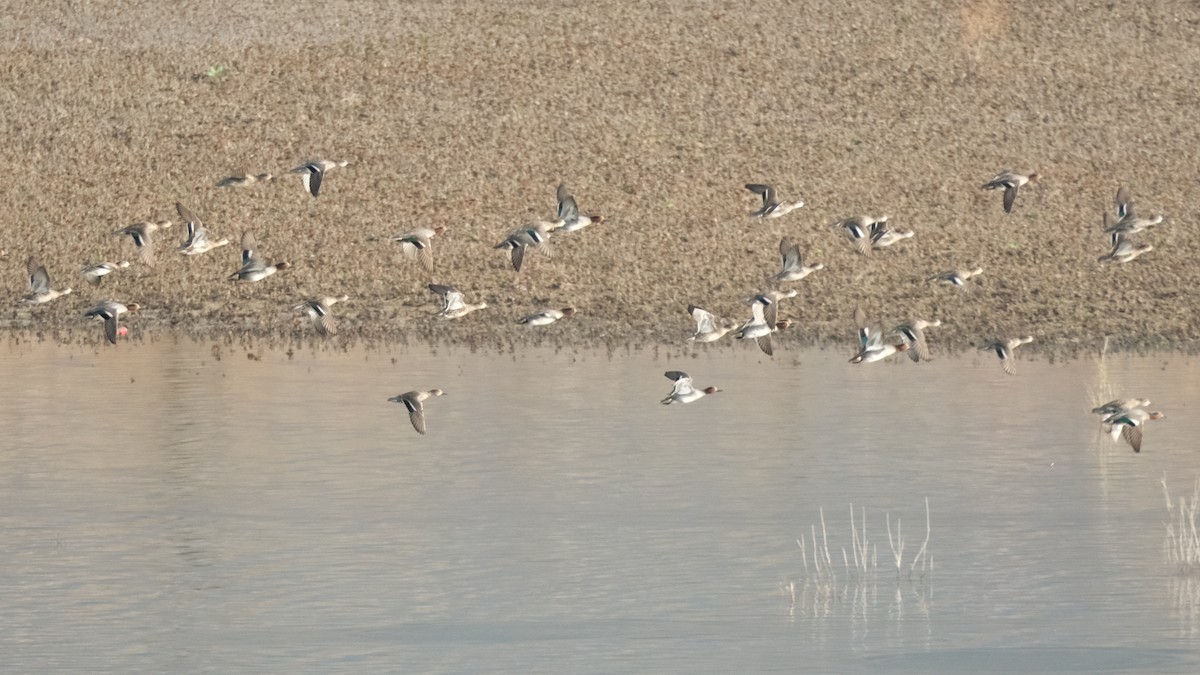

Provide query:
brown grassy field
left=2, top=1, right=1199, bottom=354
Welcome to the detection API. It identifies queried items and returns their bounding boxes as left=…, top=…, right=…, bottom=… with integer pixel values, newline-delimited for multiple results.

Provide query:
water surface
left=1, top=339, right=1198, bottom=673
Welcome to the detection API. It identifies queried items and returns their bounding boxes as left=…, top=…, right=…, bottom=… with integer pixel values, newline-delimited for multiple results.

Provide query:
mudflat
left=2, top=1, right=1198, bottom=354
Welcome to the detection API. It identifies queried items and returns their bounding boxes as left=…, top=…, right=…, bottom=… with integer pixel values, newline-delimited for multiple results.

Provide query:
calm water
left=1, top=338, right=1198, bottom=673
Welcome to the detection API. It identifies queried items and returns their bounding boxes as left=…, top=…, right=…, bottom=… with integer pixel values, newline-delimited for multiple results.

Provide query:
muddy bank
left=2, top=1, right=1199, bottom=355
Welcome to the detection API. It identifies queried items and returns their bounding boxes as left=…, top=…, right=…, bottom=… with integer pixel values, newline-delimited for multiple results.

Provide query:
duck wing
left=1003, top=184, right=1018, bottom=213
left=301, top=164, right=323, bottom=197
left=745, top=183, right=776, bottom=207
left=779, top=238, right=800, bottom=274
left=688, top=305, right=716, bottom=334
left=176, top=202, right=200, bottom=244
left=665, top=371, right=695, bottom=398
left=240, top=231, right=262, bottom=266
left=1120, top=424, right=1143, bottom=453
left=27, top=257, right=50, bottom=293
left=556, top=183, right=579, bottom=222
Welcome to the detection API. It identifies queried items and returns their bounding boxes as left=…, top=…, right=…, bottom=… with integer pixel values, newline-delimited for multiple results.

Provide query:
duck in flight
left=745, top=183, right=804, bottom=218
left=229, top=231, right=291, bottom=282
left=389, top=389, right=447, bottom=435
left=21, top=256, right=72, bottom=304
left=290, top=159, right=349, bottom=197
left=981, top=170, right=1038, bottom=213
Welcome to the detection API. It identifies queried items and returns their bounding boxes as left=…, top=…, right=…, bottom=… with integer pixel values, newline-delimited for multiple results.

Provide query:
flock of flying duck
left=12, top=165, right=1165, bottom=446
left=668, top=171, right=1164, bottom=454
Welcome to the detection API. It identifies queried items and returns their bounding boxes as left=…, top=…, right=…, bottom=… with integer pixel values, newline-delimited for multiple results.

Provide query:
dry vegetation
left=2, top=1, right=1199, bottom=352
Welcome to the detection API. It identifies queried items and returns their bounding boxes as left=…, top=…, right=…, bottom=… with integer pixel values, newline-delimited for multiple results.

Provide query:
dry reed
left=1162, top=475, right=1200, bottom=575
left=783, top=499, right=932, bottom=618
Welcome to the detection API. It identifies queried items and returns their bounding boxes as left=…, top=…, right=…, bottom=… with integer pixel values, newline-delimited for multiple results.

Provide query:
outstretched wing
left=427, top=284, right=462, bottom=311
left=510, top=243, right=525, bottom=272
left=304, top=165, right=324, bottom=197
left=241, top=231, right=261, bottom=266
left=901, top=325, right=928, bottom=362
left=103, top=314, right=120, bottom=345
left=400, top=396, right=427, bottom=435
left=853, top=306, right=870, bottom=348
left=756, top=336, right=773, bottom=357
left=1003, top=184, right=1018, bottom=213
left=779, top=238, right=800, bottom=274
left=27, top=256, right=50, bottom=293
left=995, top=344, right=1017, bottom=375
left=665, top=371, right=695, bottom=398
left=761, top=296, right=778, bottom=328
left=1115, top=186, right=1133, bottom=220
left=176, top=202, right=200, bottom=244
left=313, top=302, right=338, bottom=336
left=745, top=183, right=776, bottom=207
left=441, top=289, right=465, bottom=312
left=689, top=305, right=716, bottom=334
left=1120, top=424, right=1142, bottom=453
left=556, top=183, right=579, bottom=222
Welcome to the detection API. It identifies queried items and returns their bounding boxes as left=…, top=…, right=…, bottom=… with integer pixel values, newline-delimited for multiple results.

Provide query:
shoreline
left=4, top=319, right=1198, bottom=361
